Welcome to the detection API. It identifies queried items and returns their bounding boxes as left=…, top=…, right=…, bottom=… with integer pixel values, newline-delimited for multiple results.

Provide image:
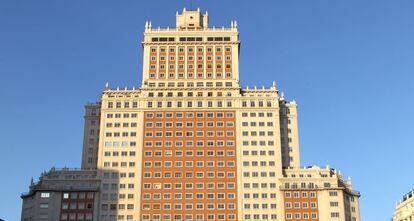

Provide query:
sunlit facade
left=22, top=8, right=361, bottom=221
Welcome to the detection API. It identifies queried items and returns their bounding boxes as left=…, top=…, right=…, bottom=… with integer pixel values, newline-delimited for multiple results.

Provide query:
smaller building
left=20, top=168, right=100, bottom=221
left=280, top=166, right=361, bottom=221
left=393, top=189, right=414, bottom=221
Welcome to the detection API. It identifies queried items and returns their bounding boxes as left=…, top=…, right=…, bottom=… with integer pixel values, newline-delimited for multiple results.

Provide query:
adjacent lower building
left=21, top=168, right=100, bottom=221
left=21, top=7, right=361, bottom=221
left=280, top=166, right=360, bottom=221
left=393, top=189, right=414, bottom=221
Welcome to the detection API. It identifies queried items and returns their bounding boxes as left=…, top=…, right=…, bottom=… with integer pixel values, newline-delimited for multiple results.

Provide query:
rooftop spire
left=176, top=8, right=208, bottom=29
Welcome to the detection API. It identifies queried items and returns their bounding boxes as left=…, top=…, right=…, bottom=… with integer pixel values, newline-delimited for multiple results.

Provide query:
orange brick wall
left=140, top=111, right=238, bottom=220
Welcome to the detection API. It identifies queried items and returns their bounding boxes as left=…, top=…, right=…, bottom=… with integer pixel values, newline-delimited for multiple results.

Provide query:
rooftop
left=144, top=8, right=238, bottom=32
left=397, top=188, right=414, bottom=205
left=21, top=168, right=100, bottom=198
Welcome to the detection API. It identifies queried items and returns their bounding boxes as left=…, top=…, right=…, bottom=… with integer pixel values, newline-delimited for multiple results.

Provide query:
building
left=393, top=189, right=414, bottom=221
left=21, top=168, right=100, bottom=221
left=21, top=8, right=361, bottom=221
left=81, top=103, right=101, bottom=170
left=281, top=166, right=360, bottom=221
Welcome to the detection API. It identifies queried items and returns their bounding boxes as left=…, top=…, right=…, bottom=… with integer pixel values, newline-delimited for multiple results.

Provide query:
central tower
left=92, top=8, right=299, bottom=221
left=141, top=8, right=240, bottom=89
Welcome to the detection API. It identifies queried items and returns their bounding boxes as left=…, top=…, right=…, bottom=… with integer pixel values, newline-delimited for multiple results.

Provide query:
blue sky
left=1, top=0, right=413, bottom=220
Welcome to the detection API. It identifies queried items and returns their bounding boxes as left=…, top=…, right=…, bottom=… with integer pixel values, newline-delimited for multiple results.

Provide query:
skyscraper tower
left=22, top=8, right=360, bottom=221
left=90, top=8, right=301, bottom=220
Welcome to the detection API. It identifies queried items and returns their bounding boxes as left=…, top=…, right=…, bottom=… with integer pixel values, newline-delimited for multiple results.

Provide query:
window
left=40, top=192, right=50, bottom=198
left=331, top=212, right=340, bottom=218
left=329, top=191, right=338, bottom=196
left=39, top=203, right=49, bottom=209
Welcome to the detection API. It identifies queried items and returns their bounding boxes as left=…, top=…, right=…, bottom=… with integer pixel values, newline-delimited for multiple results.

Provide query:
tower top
left=176, top=8, right=208, bottom=30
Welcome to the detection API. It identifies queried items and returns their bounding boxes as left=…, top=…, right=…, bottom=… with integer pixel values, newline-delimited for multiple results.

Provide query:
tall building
left=393, top=189, right=414, bottom=221
left=21, top=8, right=361, bottom=221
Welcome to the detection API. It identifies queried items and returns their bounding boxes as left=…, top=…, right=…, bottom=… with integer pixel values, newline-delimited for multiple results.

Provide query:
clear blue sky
left=1, top=0, right=413, bottom=220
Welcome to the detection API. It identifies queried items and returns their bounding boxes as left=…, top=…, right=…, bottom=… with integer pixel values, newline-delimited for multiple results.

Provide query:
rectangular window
left=40, top=192, right=50, bottom=198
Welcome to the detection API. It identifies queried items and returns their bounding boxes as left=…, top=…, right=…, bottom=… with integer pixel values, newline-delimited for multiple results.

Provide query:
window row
left=144, top=150, right=236, bottom=157
left=242, top=112, right=274, bottom=117
left=242, top=131, right=274, bottom=136
left=330, top=191, right=338, bottom=196
left=145, top=130, right=235, bottom=138
left=61, top=213, right=93, bottom=220
left=331, top=212, right=340, bottom=218
left=330, top=201, right=339, bottom=207
left=150, top=64, right=232, bottom=70
left=142, top=192, right=236, bottom=200
left=101, top=203, right=134, bottom=210
left=242, top=140, right=276, bottom=146
left=40, top=192, right=50, bottom=198
left=242, top=101, right=273, bottom=108
left=285, top=202, right=317, bottom=209
left=148, top=91, right=234, bottom=98
left=243, top=214, right=278, bottom=220
left=242, top=121, right=274, bottom=127
left=145, top=121, right=235, bottom=128
left=103, top=172, right=135, bottom=179
left=104, top=141, right=136, bottom=147
left=61, top=202, right=93, bottom=210
left=145, top=111, right=234, bottom=118
left=144, top=160, right=235, bottom=168
left=142, top=150, right=236, bottom=158
left=283, top=182, right=318, bottom=190
left=142, top=182, right=235, bottom=190
left=107, top=99, right=272, bottom=109
left=145, top=100, right=246, bottom=108
left=151, top=55, right=232, bottom=62
left=242, top=150, right=276, bottom=156
left=242, top=161, right=276, bottom=167
left=101, top=193, right=134, bottom=200
left=62, top=192, right=94, bottom=200
left=142, top=213, right=236, bottom=221
left=150, top=45, right=232, bottom=53
left=105, top=132, right=136, bottom=137
left=106, top=113, right=137, bottom=118
left=147, top=81, right=233, bottom=88
left=243, top=183, right=277, bottom=189
left=103, top=162, right=136, bottom=168
left=144, top=140, right=236, bottom=148
left=244, top=203, right=277, bottom=209
left=242, top=172, right=277, bottom=178
left=104, top=151, right=135, bottom=157
left=143, top=203, right=236, bottom=212
left=101, top=204, right=130, bottom=211
left=99, top=214, right=133, bottom=221
left=286, top=212, right=318, bottom=220
left=143, top=171, right=236, bottom=179
left=106, top=122, right=137, bottom=128
left=102, top=183, right=135, bottom=190
left=243, top=193, right=277, bottom=199
left=142, top=203, right=236, bottom=212
left=285, top=191, right=317, bottom=198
